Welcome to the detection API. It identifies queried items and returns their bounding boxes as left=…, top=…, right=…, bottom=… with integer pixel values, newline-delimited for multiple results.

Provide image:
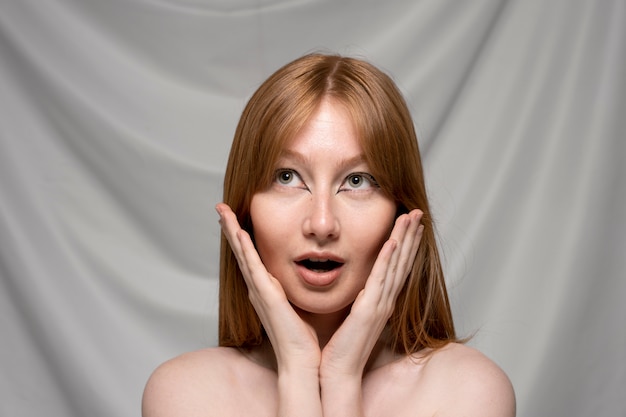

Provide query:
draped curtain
left=1, top=1, right=624, bottom=416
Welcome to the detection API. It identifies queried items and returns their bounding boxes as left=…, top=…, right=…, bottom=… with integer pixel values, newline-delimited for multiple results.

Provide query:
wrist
left=277, top=367, right=322, bottom=417
left=319, top=356, right=366, bottom=384
left=320, top=375, right=364, bottom=417
left=319, top=370, right=362, bottom=390
left=278, top=363, right=320, bottom=389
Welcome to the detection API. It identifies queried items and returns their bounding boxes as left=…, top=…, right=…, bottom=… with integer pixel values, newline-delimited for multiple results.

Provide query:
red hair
left=219, top=53, right=457, bottom=353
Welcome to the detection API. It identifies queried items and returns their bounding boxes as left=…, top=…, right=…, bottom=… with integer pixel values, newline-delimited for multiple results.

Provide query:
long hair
left=219, top=53, right=457, bottom=353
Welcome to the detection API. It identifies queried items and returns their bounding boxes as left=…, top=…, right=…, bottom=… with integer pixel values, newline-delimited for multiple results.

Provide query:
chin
left=289, top=295, right=355, bottom=317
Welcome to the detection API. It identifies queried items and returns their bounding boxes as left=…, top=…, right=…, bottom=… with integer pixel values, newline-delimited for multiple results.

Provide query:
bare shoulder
left=142, top=347, right=269, bottom=417
left=423, top=343, right=516, bottom=416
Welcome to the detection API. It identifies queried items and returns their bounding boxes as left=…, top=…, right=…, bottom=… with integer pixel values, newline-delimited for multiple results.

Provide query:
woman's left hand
left=319, top=209, right=424, bottom=381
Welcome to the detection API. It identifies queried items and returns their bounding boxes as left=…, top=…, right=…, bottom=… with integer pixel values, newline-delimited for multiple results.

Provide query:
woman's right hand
left=216, top=203, right=322, bottom=373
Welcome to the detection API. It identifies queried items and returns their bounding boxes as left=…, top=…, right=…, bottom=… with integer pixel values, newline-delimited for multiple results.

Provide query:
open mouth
left=296, top=259, right=343, bottom=273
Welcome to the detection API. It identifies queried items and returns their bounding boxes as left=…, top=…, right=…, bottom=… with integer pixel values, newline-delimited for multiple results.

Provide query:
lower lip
left=296, top=263, right=343, bottom=287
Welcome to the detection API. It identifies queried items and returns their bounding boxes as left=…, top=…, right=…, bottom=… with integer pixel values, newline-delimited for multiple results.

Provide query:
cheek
left=346, top=204, right=396, bottom=265
left=249, top=198, right=271, bottom=258
left=249, top=195, right=291, bottom=269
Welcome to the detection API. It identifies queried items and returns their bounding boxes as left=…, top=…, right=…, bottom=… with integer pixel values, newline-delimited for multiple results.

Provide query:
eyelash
left=342, top=172, right=379, bottom=190
left=274, top=169, right=305, bottom=188
left=273, top=169, right=379, bottom=191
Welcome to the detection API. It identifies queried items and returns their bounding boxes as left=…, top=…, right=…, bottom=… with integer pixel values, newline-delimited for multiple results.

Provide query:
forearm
left=277, top=370, right=365, bottom=417
left=277, top=368, right=323, bottom=417
left=320, top=374, right=365, bottom=417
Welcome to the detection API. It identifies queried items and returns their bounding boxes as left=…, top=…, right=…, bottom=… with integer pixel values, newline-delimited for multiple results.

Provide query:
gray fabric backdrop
left=1, top=0, right=625, bottom=416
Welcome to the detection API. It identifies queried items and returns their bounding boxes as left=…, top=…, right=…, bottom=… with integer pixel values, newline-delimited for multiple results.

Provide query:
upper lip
left=295, top=253, right=345, bottom=272
left=295, top=252, right=345, bottom=264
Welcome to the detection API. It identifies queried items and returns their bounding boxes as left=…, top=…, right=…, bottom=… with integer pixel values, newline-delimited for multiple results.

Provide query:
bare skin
left=143, top=335, right=515, bottom=417
left=142, top=99, right=515, bottom=416
left=142, top=205, right=515, bottom=417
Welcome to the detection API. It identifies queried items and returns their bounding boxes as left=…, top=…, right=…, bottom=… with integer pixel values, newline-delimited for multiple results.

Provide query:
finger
left=216, top=204, right=265, bottom=291
left=216, top=203, right=245, bottom=259
left=381, top=212, right=416, bottom=297
left=366, top=236, right=400, bottom=297
left=368, top=238, right=398, bottom=287
left=359, top=213, right=410, bottom=305
left=235, top=229, right=275, bottom=291
left=390, top=210, right=423, bottom=288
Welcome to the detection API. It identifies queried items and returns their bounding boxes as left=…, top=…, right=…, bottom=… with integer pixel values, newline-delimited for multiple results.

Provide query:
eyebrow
left=279, top=149, right=367, bottom=171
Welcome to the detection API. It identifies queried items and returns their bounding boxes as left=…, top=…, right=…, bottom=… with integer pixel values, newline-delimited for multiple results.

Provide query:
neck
left=292, top=306, right=349, bottom=348
left=246, top=308, right=398, bottom=374
left=294, top=307, right=400, bottom=372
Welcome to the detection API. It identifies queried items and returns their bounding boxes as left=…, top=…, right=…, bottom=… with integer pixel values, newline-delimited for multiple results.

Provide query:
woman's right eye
left=274, top=169, right=305, bottom=188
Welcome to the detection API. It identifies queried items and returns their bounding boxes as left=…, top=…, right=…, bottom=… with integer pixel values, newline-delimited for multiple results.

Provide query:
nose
left=302, top=193, right=340, bottom=243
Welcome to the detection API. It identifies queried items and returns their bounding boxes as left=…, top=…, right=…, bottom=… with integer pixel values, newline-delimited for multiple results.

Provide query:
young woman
left=143, top=53, right=515, bottom=417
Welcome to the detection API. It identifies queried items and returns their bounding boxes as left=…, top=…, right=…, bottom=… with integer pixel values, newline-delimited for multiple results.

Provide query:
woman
left=143, top=53, right=515, bottom=417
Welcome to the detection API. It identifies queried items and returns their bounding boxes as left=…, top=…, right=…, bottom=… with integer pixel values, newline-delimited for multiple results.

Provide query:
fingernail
left=215, top=206, right=224, bottom=223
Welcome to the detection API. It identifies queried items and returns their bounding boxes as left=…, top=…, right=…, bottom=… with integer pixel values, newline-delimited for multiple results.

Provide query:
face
left=250, top=99, right=397, bottom=316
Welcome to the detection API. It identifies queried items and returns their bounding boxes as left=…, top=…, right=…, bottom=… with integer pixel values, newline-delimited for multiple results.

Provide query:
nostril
left=302, top=195, right=341, bottom=242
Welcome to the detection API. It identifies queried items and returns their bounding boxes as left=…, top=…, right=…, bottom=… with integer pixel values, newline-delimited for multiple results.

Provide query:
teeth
left=299, top=259, right=341, bottom=272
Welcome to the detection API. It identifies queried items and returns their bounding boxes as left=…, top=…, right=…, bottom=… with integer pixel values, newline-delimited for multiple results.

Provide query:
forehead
left=282, top=99, right=362, bottom=157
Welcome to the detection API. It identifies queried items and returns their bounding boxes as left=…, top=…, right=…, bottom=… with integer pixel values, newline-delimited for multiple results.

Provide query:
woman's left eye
left=274, top=169, right=306, bottom=188
left=341, top=173, right=379, bottom=191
